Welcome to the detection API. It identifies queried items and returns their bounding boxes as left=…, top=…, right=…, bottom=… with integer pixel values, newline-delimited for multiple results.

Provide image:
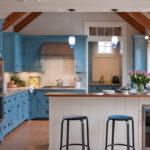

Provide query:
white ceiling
left=1, top=0, right=150, bottom=12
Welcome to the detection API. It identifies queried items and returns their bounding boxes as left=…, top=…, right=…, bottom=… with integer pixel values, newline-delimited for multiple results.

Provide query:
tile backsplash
left=4, top=59, right=86, bottom=88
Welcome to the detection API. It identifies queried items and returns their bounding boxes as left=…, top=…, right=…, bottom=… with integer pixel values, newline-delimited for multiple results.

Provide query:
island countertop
left=45, top=92, right=150, bottom=97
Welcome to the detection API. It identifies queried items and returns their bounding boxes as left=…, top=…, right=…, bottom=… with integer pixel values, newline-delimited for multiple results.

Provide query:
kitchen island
left=45, top=93, right=150, bottom=150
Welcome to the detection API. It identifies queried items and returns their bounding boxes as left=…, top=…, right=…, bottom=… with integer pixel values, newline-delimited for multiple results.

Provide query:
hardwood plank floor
left=0, top=121, right=49, bottom=150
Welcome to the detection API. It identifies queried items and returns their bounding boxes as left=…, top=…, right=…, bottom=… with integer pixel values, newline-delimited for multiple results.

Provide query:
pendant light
left=111, top=9, right=118, bottom=48
left=68, top=9, right=76, bottom=48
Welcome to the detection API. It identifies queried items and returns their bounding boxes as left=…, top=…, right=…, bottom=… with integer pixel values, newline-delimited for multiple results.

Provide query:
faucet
left=56, top=79, right=63, bottom=87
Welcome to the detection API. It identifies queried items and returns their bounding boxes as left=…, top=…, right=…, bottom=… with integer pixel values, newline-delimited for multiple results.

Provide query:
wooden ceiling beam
left=127, top=12, right=150, bottom=31
left=117, top=12, right=145, bottom=34
left=2, top=12, right=27, bottom=31
left=14, top=12, right=42, bottom=32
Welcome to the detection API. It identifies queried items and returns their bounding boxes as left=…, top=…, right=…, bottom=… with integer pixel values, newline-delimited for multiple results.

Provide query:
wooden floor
left=0, top=121, right=49, bottom=150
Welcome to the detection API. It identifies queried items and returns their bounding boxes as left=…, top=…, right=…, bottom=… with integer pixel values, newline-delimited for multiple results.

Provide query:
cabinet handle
left=21, top=95, right=23, bottom=98
left=4, top=126, right=6, bottom=129
left=23, top=102, right=26, bottom=104
left=14, top=97, right=16, bottom=100
left=8, top=123, right=11, bottom=126
left=8, top=100, right=11, bottom=102
left=4, top=112, right=6, bottom=115
left=17, top=105, right=21, bottom=107
left=46, top=110, right=49, bottom=114
left=34, top=92, right=37, bottom=95
left=16, top=65, right=18, bottom=67
left=8, top=109, right=11, bottom=113
left=46, top=100, right=49, bottom=103
left=4, top=101, right=6, bottom=104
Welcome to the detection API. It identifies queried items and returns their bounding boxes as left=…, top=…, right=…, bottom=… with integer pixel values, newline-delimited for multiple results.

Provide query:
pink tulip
left=133, top=70, right=136, bottom=73
left=137, top=70, right=142, bottom=74
left=148, top=73, right=150, bottom=76
left=128, top=72, right=132, bottom=76
left=144, top=72, right=147, bottom=75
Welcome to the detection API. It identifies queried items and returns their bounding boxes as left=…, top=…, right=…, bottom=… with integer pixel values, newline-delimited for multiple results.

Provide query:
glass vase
left=136, top=83, right=144, bottom=94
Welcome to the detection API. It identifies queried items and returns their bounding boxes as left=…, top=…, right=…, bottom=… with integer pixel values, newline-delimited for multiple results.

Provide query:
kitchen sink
left=42, top=86, right=75, bottom=89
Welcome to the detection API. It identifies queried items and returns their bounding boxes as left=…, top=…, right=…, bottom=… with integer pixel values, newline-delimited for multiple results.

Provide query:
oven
left=143, top=105, right=150, bottom=150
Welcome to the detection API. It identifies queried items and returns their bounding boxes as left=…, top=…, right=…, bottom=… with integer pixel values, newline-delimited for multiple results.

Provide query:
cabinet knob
left=14, top=97, right=16, bottom=100
left=46, top=110, right=49, bottom=114
left=17, top=105, right=21, bottom=107
left=8, top=100, right=11, bottom=102
left=4, top=126, right=6, bottom=129
left=8, top=109, right=11, bottom=113
left=4, top=101, right=6, bottom=104
left=16, top=65, right=18, bottom=67
left=46, top=100, right=49, bottom=103
left=96, top=87, right=99, bottom=90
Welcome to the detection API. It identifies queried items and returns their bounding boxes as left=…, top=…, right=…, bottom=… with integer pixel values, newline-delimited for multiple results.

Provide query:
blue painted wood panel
left=3, top=32, right=23, bottom=72
left=0, top=20, right=4, bottom=58
left=133, top=35, right=147, bottom=72
left=23, top=37, right=44, bottom=72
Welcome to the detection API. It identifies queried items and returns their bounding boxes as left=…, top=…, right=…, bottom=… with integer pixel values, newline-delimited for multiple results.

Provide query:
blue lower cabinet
left=0, top=91, right=29, bottom=142
left=0, top=123, right=2, bottom=141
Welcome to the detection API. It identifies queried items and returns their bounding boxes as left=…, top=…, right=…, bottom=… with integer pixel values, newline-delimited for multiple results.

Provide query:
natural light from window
left=97, top=41, right=113, bottom=54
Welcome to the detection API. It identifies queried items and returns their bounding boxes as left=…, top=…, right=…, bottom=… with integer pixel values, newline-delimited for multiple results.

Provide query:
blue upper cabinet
left=74, top=36, right=86, bottom=72
left=23, top=36, right=44, bottom=72
left=133, top=35, right=147, bottom=72
left=0, top=20, right=4, bottom=58
left=3, top=32, right=23, bottom=72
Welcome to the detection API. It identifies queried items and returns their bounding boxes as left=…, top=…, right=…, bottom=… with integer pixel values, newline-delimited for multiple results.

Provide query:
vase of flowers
left=128, top=71, right=150, bottom=94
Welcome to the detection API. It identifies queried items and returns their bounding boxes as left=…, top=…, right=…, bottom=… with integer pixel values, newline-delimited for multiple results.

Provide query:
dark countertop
left=45, top=92, right=150, bottom=97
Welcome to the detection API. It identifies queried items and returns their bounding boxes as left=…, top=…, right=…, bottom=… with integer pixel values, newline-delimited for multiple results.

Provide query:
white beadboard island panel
left=48, top=96, right=149, bottom=150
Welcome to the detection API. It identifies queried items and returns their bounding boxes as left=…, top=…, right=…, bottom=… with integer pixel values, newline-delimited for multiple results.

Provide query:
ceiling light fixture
left=68, top=9, right=75, bottom=48
left=111, top=8, right=119, bottom=48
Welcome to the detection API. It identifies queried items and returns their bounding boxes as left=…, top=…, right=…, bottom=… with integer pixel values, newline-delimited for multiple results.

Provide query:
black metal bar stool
left=105, top=115, right=135, bottom=150
left=60, top=115, right=90, bottom=150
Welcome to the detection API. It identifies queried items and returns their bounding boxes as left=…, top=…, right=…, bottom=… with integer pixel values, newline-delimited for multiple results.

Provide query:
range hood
left=41, top=43, right=74, bottom=58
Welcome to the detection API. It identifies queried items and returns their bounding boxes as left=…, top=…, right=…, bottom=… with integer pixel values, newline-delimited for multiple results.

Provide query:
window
left=94, top=41, right=116, bottom=57
left=97, top=41, right=113, bottom=54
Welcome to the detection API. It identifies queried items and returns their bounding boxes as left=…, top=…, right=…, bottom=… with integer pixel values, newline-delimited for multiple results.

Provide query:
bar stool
left=60, top=115, right=90, bottom=150
left=105, top=115, right=135, bottom=150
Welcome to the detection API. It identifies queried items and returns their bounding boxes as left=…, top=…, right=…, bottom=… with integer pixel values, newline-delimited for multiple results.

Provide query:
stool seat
left=63, top=115, right=87, bottom=120
left=108, top=115, right=133, bottom=120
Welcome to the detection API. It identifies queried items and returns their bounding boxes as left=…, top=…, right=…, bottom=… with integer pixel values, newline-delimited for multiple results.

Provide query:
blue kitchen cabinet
left=23, top=36, right=44, bottom=72
left=74, top=36, right=86, bottom=72
left=133, top=35, right=147, bottom=72
left=0, top=91, right=29, bottom=142
left=0, top=20, right=4, bottom=58
left=3, top=32, right=23, bottom=72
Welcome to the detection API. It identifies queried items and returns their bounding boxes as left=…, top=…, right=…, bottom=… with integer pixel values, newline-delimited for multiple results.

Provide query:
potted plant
left=111, top=76, right=120, bottom=84
left=128, top=71, right=150, bottom=94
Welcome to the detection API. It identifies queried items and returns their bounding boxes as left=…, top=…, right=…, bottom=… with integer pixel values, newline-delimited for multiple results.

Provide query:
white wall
left=19, top=12, right=124, bottom=35
left=92, top=45, right=122, bottom=81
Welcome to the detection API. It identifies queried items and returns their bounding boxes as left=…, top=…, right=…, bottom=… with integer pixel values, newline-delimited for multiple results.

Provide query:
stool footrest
left=106, top=143, right=134, bottom=148
left=61, top=143, right=88, bottom=148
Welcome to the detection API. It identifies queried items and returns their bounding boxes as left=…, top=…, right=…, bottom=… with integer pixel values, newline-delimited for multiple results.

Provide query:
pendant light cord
left=68, top=9, right=75, bottom=36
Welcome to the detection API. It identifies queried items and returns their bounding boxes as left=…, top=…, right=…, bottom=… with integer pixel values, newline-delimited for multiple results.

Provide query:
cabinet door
left=15, top=34, right=23, bottom=72
left=74, top=37, right=86, bottom=72
left=133, top=36, right=147, bottom=72
left=3, top=34, right=13, bottom=72
left=23, top=38, right=44, bottom=72
left=30, top=98, right=41, bottom=119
